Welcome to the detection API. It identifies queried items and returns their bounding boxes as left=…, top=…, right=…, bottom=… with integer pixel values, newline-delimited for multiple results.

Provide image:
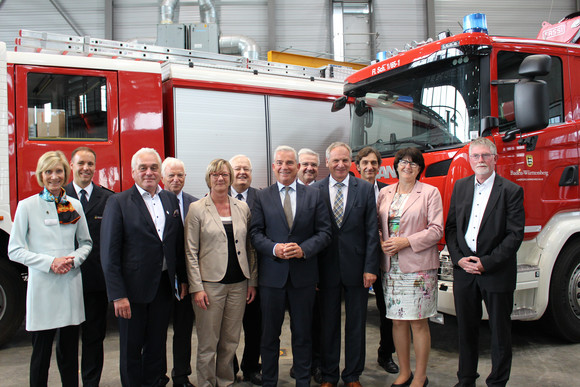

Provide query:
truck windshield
left=350, top=55, right=481, bottom=156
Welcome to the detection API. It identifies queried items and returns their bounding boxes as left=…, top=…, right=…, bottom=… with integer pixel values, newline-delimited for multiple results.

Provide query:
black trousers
left=374, top=273, right=395, bottom=358
left=238, top=289, right=262, bottom=375
left=260, top=283, right=316, bottom=387
left=80, top=290, right=109, bottom=387
left=118, top=275, right=173, bottom=387
left=30, top=325, right=80, bottom=387
left=170, top=293, right=195, bottom=384
left=454, top=278, right=514, bottom=387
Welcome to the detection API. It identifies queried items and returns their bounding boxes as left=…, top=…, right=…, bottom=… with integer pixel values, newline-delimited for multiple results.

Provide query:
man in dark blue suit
left=230, top=154, right=263, bottom=386
left=101, top=148, right=186, bottom=387
left=312, top=142, right=379, bottom=387
left=354, top=146, right=398, bottom=375
left=159, top=157, right=198, bottom=387
left=65, top=147, right=114, bottom=387
left=250, top=145, right=332, bottom=387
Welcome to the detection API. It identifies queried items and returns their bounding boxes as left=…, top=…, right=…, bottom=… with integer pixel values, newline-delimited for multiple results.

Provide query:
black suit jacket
left=312, top=176, right=379, bottom=287
left=250, top=182, right=332, bottom=288
left=100, top=185, right=186, bottom=303
left=445, top=174, right=525, bottom=292
left=181, top=191, right=198, bottom=219
left=65, top=182, right=114, bottom=293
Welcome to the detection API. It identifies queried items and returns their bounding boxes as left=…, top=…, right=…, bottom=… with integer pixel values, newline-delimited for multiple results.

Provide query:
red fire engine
left=339, top=13, right=580, bottom=342
left=0, top=31, right=352, bottom=345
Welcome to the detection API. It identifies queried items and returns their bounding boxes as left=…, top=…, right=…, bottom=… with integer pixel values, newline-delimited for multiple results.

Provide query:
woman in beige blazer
left=185, top=158, right=257, bottom=387
left=377, top=148, right=443, bottom=387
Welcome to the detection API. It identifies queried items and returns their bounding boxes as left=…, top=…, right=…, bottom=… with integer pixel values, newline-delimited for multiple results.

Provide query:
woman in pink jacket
left=377, top=147, right=444, bottom=387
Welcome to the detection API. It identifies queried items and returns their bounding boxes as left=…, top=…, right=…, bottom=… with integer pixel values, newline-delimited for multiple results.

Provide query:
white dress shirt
left=231, top=187, right=249, bottom=202
left=136, top=184, right=167, bottom=270
left=464, top=172, right=495, bottom=253
left=73, top=181, right=94, bottom=202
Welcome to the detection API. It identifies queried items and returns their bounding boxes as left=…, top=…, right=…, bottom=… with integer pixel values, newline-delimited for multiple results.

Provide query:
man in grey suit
left=250, top=145, right=332, bottom=387
left=230, top=154, right=263, bottom=386
left=101, top=148, right=186, bottom=387
left=160, top=157, right=198, bottom=387
left=65, top=147, right=114, bottom=387
left=312, top=142, right=379, bottom=387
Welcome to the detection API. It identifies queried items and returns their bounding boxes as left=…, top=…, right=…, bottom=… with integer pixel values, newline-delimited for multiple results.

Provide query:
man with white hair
left=250, top=145, right=331, bottom=387
left=101, top=148, right=186, bottom=387
left=230, top=154, right=263, bottom=385
left=159, top=157, right=198, bottom=387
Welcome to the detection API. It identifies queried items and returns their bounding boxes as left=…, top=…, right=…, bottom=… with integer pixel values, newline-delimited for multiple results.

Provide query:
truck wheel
left=546, top=242, right=580, bottom=342
left=0, top=260, right=26, bottom=347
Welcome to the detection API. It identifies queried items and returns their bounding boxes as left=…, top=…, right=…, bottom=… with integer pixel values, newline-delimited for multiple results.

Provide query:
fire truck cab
left=341, top=13, right=580, bottom=342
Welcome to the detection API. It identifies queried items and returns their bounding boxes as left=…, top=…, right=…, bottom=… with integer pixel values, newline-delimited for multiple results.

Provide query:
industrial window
left=497, top=51, right=563, bottom=131
left=27, top=73, right=108, bottom=140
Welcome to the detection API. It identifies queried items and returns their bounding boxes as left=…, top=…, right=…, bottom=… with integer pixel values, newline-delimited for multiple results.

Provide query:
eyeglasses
left=137, top=165, right=159, bottom=172
left=469, top=153, right=494, bottom=161
left=399, top=160, right=419, bottom=168
left=210, top=172, right=230, bottom=179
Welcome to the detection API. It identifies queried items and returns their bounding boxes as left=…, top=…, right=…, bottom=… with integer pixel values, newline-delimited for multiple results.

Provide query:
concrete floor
left=0, top=295, right=578, bottom=386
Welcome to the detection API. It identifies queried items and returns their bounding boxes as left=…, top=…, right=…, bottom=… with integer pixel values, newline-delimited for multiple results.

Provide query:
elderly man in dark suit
left=230, top=154, right=263, bottom=386
left=312, top=142, right=379, bottom=387
left=65, top=147, right=114, bottom=387
left=159, top=157, right=198, bottom=387
left=445, top=137, right=525, bottom=387
left=101, top=148, right=186, bottom=387
left=250, top=145, right=332, bottom=387
left=354, top=146, right=398, bottom=375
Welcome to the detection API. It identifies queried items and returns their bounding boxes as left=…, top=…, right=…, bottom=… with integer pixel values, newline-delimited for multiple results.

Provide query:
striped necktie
left=333, top=182, right=345, bottom=227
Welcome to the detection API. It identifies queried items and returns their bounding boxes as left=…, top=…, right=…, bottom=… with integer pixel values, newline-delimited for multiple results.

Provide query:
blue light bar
left=376, top=51, right=388, bottom=61
left=463, top=13, right=488, bottom=34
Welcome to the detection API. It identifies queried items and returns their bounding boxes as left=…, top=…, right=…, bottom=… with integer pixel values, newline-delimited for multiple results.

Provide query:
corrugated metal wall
left=0, top=0, right=105, bottom=46
left=434, top=0, right=577, bottom=39
left=0, top=0, right=577, bottom=60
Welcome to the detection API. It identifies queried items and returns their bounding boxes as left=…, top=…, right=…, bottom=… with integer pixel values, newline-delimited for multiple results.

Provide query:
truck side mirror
left=514, top=55, right=551, bottom=131
left=331, top=96, right=347, bottom=112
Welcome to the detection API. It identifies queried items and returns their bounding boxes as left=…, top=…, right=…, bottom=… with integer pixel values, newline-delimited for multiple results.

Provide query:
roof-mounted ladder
left=15, top=30, right=355, bottom=81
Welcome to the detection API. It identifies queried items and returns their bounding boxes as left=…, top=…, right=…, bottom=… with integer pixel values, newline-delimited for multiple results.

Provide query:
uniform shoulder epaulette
left=100, top=185, right=116, bottom=193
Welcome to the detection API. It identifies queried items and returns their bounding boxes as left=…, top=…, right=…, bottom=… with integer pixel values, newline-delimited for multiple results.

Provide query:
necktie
left=236, top=193, right=244, bottom=201
left=80, top=189, right=88, bottom=210
left=333, top=182, right=345, bottom=227
left=283, top=186, right=293, bottom=229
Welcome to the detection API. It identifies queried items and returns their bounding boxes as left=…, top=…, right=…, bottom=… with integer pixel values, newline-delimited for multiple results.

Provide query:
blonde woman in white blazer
left=185, top=158, right=257, bottom=387
left=377, top=148, right=443, bottom=387
left=9, top=151, right=92, bottom=387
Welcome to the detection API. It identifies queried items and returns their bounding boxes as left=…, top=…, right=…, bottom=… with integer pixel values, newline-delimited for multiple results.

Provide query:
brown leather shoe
left=320, top=383, right=337, bottom=387
left=345, top=382, right=362, bottom=387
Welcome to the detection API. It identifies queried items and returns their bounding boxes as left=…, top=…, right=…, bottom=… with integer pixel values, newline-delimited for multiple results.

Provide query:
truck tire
left=0, top=260, right=26, bottom=347
left=546, top=242, right=580, bottom=342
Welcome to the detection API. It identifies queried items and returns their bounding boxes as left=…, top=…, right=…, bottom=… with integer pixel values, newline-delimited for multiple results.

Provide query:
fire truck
left=0, top=31, right=353, bottom=346
left=339, top=13, right=580, bottom=342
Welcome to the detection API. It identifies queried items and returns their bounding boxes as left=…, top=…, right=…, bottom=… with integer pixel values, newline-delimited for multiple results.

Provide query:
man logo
left=526, top=155, right=533, bottom=167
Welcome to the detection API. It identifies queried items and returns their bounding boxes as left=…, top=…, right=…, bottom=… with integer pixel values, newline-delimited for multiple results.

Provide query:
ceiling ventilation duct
left=199, top=0, right=217, bottom=24
left=158, top=0, right=260, bottom=60
left=160, top=0, right=180, bottom=25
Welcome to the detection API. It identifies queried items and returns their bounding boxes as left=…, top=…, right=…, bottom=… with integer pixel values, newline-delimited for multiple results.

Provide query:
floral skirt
left=382, top=254, right=438, bottom=320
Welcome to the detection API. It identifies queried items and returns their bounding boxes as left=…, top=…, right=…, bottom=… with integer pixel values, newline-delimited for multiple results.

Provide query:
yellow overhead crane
left=267, top=51, right=367, bottom=71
